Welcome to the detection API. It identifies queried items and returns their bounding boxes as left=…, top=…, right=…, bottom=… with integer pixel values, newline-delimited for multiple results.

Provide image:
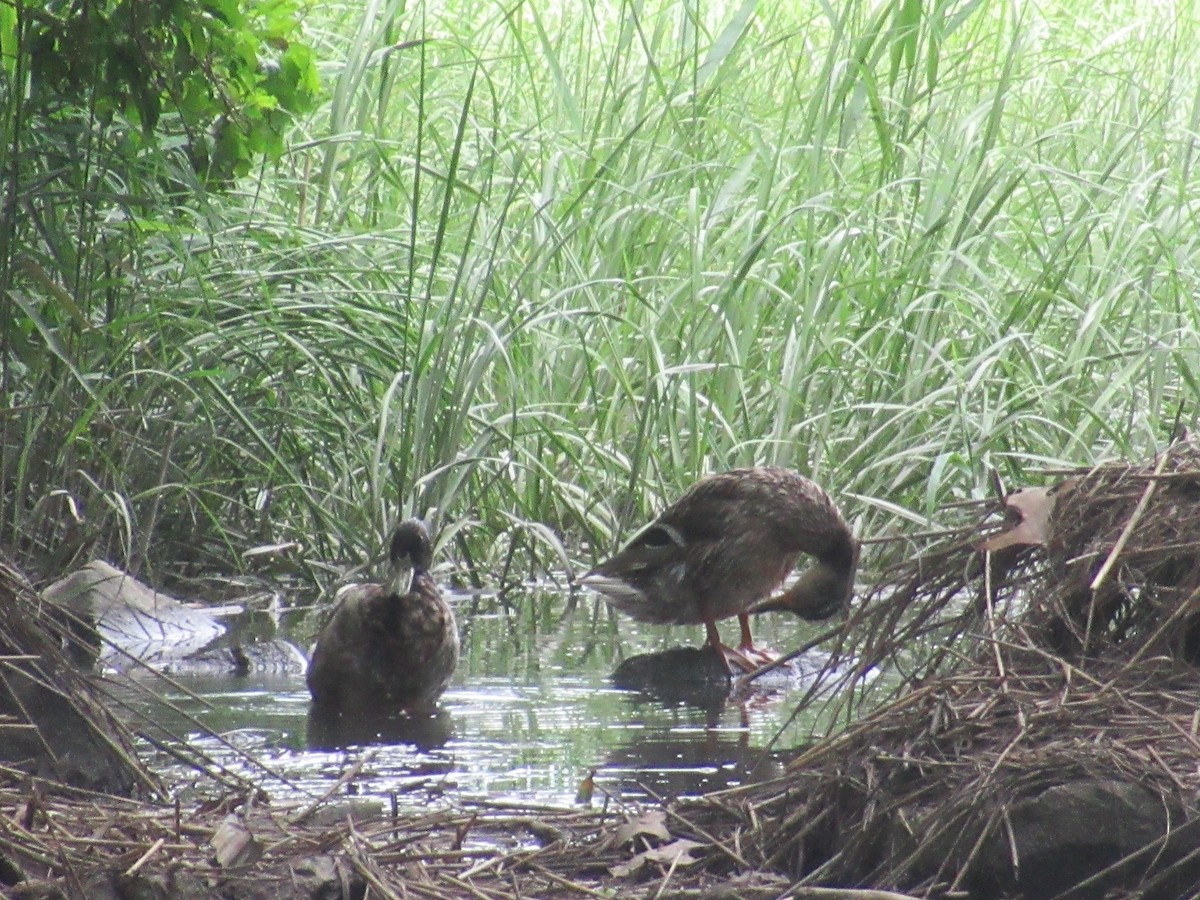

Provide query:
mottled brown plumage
left=582, top=467, right=857, bottom=673
left=307, top=520, right=459, bottom=713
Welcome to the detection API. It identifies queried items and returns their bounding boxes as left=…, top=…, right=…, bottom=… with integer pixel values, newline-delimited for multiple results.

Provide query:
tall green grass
left=4, top=0, right=1199, bottom=588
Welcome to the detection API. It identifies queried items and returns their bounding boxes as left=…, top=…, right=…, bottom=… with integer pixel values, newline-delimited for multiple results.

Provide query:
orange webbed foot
left=706, top=641, right=778, bottom=676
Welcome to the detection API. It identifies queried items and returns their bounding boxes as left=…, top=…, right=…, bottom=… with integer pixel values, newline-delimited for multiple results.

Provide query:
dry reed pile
left=0, top=560, right=157, bottom=798
left=675, top=437, right=1200, bottom=898
left=0, top=781, right=634, bottom=899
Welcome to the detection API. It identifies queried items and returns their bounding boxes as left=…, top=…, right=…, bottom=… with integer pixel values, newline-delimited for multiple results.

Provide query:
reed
left=3, top=0, right=1197, bottom=587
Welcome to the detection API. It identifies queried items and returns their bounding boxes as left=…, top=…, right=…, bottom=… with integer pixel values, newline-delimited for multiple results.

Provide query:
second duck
left=582, top=467, right=857, bottom=674
left=307, top=519, right=459, bottom=715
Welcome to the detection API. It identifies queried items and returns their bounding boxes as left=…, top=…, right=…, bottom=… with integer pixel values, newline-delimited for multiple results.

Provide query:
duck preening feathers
left=581, top=467, right=857, bottom=675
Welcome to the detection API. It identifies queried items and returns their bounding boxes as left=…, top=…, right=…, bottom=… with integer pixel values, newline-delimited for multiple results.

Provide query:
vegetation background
left=2, top=0, right=1196, bottom=595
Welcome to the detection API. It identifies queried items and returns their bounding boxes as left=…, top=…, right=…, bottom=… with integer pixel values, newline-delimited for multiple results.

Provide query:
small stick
left=651, top=847, right=682, bottom=900
left=123, top=837, right=165, bottom=876
left=521, top=862, right=613, bottom=897
left=287, top=750, right=378, bottom=825
left=1089, top=449, right=1171, bottom=594
left=786, top=888, right=929, bottom=900
left=736, top=621, right=846, bottom=686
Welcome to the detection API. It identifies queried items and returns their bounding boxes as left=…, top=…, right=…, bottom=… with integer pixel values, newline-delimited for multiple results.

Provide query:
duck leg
left=703, top=618, right=772, bottom=676
left=735, top=614, right=778, bottom=667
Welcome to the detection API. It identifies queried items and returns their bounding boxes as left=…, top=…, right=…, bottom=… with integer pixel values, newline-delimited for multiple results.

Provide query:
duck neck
left=773, top=529, right=858, bottom=620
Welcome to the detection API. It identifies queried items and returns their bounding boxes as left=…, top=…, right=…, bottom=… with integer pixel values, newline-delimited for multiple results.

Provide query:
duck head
left=385, top=518, right=434, bottom=597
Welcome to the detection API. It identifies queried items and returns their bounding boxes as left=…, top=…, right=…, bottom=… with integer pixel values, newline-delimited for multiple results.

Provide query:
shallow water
left=110, top=588, right=845, bottom=808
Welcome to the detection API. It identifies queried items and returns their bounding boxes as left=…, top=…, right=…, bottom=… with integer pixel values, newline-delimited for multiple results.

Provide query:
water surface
left=113, top=588, right=844, bottom=808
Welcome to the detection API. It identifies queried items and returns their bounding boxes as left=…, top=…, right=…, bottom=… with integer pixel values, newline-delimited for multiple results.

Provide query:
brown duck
left=581, top=467, right=857, bottom=674
left=307, top=519, right=459, bottom=713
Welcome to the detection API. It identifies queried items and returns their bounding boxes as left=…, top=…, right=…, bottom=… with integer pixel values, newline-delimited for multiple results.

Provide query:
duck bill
left=745, top=596, right=788, bottom=616
left=387, top=560, right=416, bottom=596
left=578, top=572, right=646, bottom=606
left=746, top=588, right=851, bottom=620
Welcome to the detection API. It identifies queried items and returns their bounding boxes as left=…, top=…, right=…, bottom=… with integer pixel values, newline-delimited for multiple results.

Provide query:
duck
left=307, top=519, right=459, bottom=714
left=581, top=467, right=857, bottom=675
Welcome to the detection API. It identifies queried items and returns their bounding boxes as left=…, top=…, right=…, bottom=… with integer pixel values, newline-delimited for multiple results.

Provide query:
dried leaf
left=613, top=809, right=672, bottom=846
left=610, top=838, right=707, bottom=876
left=978, top=486, right=1057, bottom=551
left=210, top=813, right=261, bottom=868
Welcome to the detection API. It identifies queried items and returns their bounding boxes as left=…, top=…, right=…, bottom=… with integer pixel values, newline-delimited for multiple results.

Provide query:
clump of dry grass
left=0, top=782, right=625, bottom=899
left=674, top=438, right=1200, bottom=897
left=1032, top=438, right=1200, bottom=660
left=0, top=560, right=158, bottom=798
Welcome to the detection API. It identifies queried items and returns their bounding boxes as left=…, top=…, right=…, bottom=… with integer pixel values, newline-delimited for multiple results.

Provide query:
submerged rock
left=611, top=646, right=732, bottom=708
left=611, top=644, right=826, bottom=708
left=43, top=560, right=226, bottom=672
left=164, top=638, right=308, bottom=677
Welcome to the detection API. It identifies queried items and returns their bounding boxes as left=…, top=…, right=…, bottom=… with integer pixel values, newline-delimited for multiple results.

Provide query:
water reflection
left=600, top=719, right=789, bottom=799
left=116, top=587, right=845, bottom=806
left=306, top=706, right=454, bottom=752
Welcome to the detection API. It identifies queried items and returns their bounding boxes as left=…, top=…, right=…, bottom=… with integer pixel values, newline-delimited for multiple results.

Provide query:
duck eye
left=635, top=524, right=682, bottom=549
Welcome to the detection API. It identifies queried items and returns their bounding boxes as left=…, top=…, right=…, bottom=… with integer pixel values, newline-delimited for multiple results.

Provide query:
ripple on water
left=115, top=590, right=852, bottom=807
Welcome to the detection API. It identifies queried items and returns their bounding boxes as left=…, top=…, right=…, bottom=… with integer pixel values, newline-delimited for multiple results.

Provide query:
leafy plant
left=13, top=0, right=318, bottom=180
left=4, top=0, right=1199, bottom=595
